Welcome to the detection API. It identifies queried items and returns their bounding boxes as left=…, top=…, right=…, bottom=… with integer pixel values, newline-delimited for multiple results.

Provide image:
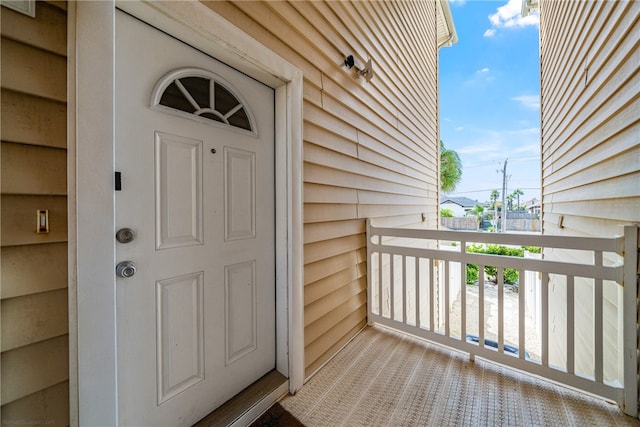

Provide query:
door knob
left=116, top=227, right=136, bottom=243
left=116, top=261, right=137, bottom=278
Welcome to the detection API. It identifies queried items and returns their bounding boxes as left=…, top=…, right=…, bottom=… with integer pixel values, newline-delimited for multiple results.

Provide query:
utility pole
left=499, top=159, right=508, bottom=233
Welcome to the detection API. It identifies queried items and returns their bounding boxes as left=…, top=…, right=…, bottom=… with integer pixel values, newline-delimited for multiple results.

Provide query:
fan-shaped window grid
left=159, top=76, right=252, bottom=131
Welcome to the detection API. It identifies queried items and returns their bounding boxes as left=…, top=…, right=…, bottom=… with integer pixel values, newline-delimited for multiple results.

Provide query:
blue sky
left=440, top=0, right=541, bottom=205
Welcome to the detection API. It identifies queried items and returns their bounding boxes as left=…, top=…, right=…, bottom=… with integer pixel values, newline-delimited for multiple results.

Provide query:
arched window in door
left=151, top=68, right=256, bottom=134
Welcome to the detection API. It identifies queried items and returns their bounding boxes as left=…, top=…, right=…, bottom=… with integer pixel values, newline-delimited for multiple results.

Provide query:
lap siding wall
left=1, top=1, right=69, bottom=425
left=539, top=0, right=640, bottom=386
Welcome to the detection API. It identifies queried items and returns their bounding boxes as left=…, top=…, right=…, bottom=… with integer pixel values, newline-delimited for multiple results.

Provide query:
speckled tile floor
left=280, top=326, right=639, bottom=426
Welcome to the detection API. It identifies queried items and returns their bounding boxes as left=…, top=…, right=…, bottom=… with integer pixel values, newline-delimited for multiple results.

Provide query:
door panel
left=224, top=147, right=256, bottom=241
left=115, top=11, right=275, bottom=426
left=155, top=132, right=203, bottom=249
left=156, top=271, right=205, bottom=404
left=225, top=259, right=257, bottom=364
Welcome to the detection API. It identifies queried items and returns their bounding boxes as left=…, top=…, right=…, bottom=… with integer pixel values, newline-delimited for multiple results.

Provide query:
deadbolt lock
left=116, top=227, right=136, bottom=243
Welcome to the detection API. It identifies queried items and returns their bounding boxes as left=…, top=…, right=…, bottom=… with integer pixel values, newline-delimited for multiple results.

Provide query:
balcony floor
left=280, top=325, right=639, bottom=426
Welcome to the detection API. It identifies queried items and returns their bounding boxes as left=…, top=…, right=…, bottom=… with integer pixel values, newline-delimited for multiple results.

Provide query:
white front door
left=114, top=11, right=275, bottom=426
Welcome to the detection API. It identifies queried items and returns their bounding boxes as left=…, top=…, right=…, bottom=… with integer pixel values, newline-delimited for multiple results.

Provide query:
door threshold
left=193, top=370, right=288, bottom=427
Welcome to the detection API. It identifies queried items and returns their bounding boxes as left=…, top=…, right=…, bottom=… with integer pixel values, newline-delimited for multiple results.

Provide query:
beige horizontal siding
left=545, top=171, right=638, bottom=204
left=205, top=0, right=438, bottom=376
left=1, top=37, right=66, bottom=102
left=540, top=0, right=640, bottom=238
left=1, top=289, right=68, bottom=352
left=1, top=195, right=68, bottom=246
left=304, top=219, right=364, bottom=245
left=305, top=261, right=367, bottom=306
left=1, top=335, right=69, bottom=405
left=305, top=278, right=367, bottom=329
left=0, top=1, right=66, bottom=55
left=1, top=243, right=68, bottom=299
left=304, top=183, right=358, bottom=204
left=1, top=381, right=70, bottom=427
left=1, top=89, right=67, bottom=149
left=304, top=121, right=358, bottom=157
left=304, top=234, right=366, bottom=265
left=542, top=114, right=639, bottom=190
left=542, top=215, right=636, bottom=240
left=304, top=249, right=366, bottom=286
left=304, top=162, right=429, bottom=198
left=541, top=2, right=633, bottom=142
left=1, top=142, right=67, bottom=195
left=539, top=0, right=639, bottom=388
left=304, top=143, right=431, bottom=194
left=1, top=1, right=69, bottom=423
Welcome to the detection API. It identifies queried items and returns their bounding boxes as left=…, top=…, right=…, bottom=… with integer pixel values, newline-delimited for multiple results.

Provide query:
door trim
left=68, top=2, right=304, bottom=425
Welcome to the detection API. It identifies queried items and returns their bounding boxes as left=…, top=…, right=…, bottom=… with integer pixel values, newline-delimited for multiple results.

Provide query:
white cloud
left=484, top=0, right=539, bottom=37
left=458, top=142, right=501, bottom=155
left=449, top=0, right=466, bottom=6
left=514, top=144, right=541, bottom=154
left=464, top=68, right=493, bottom=85
left=512, top=95, right=540, bottom=110
left=457, top=127, right=540, bottom=158
left=503, top=127, right=539, bottom=137
left=455, top=126, right=465, bottom=131
left=490, top=0, right=539, bottom=27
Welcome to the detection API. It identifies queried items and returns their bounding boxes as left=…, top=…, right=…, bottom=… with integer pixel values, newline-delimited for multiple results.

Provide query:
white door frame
left=68, top=2, right=304, bottom=425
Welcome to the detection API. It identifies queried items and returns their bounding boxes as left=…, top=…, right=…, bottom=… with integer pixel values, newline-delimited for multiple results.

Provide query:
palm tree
left=512, top=188, right=524, bottom=211
left=506, top=193, right=515, bottom=211
left=468, top=204, right=484, bottom=219
left=465, top=204, right=485, bottom=230
left=490, top=189, right=500, bottom=232
left=490, top=189, right=499, bottom=209
left=440, top=140, right=462, bottom=193
left=466, top=204, right=485, bottom=218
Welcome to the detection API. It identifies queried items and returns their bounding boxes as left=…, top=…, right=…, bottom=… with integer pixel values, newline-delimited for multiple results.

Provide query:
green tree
left=489, top=190, right=500, bottom=232
left=512, top=188, right=524, bottom=211
left=466, top=204, right=485, bottom=218
left=440, top=140, right=462, bottom=193
left=506, top=193, right=515, bottom=211
left=440, top=208, right=454, bottom=217
left=490, top=189, right=499, bottom=209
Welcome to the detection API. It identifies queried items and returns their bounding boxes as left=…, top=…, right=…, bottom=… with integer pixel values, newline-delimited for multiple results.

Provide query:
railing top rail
left=368, top=224, right=622, bottom=254
left=370, top=242, right=621, bottom=282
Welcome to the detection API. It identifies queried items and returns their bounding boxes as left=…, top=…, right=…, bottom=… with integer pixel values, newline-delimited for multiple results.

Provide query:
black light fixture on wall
left=344, top=55, right=374, bottom=82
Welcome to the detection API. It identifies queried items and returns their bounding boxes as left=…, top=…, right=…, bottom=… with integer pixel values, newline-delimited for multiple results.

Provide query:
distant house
left=440, top=196, right=480, bottom=217
left=524, top=197, right=541, bottom=215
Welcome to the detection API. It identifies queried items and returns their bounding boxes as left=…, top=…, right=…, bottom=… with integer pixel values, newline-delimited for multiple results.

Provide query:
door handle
left=116, top=261, right=137, bottom=278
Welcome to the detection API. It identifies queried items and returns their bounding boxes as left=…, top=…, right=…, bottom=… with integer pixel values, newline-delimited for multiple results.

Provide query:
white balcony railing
left=366, top=221, right=639, bottom=416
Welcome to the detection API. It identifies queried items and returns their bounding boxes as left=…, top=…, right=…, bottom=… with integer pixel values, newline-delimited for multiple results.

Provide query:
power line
left=462, top=155, right=540, bottom=169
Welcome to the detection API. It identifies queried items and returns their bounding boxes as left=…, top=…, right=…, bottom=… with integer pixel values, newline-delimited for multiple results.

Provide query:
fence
left=441, top=217, right=540, bottom=232
left=366, top=221, right=639, bottom=415
left=440, top=217, right=478, bottom=230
